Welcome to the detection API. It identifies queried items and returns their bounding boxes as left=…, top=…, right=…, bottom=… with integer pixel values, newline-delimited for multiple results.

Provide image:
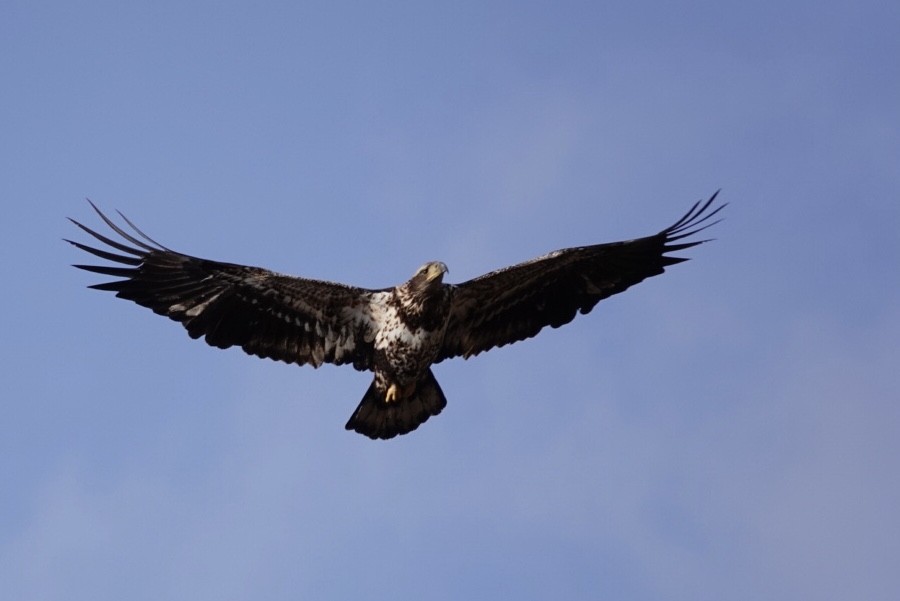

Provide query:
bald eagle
left=68, top=192, right=723, bottom=440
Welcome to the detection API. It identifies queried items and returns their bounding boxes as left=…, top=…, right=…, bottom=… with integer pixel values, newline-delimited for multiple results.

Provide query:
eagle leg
left=385, top=381, right=416, bottom=403
left=386, top=383, right=399, bottom=403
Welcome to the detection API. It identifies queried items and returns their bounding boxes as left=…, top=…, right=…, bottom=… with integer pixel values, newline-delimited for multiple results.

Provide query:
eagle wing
left=436, top=192, right=724, bottom=362
left=68, top=202, right=379, bottom=370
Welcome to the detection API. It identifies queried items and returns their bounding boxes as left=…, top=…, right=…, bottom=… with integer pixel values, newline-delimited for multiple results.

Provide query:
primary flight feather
left=69, top=192, right=723, bottom=440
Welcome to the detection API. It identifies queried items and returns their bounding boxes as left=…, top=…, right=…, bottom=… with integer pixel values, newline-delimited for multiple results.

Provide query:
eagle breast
left=370, top=262, right=452, bottom=383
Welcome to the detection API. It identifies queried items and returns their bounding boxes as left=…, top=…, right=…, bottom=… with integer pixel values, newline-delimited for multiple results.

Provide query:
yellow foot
left=386, top=384, right=399, bottom=403
left=385, top=382, right=415, bottom=403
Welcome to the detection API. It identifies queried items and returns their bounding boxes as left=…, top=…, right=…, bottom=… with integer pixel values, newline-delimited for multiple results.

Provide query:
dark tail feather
left=345, top=370, right=447, bottom=440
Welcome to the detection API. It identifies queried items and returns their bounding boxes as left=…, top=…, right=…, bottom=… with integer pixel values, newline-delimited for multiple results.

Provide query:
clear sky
left=2, top=1, right=898, bottom=599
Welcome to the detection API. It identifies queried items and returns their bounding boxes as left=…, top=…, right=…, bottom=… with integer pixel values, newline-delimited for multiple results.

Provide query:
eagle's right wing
left=68, top=202, right=379, bottom=371
left=436, top=192, right=723, bottom=362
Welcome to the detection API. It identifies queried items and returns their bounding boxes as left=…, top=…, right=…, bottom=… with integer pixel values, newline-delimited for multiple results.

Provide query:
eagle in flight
left=69, top=192, right=723, bottom=440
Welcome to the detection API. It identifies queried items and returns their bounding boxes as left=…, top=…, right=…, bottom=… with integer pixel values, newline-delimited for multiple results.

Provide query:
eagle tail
left=345, top=370, right=447, bottom=440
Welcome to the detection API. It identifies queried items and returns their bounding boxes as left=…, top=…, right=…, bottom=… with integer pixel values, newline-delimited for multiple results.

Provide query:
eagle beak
left=426, top=262, right=448, bottom=282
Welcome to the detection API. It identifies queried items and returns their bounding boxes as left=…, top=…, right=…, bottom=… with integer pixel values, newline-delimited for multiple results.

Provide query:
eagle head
left=410, top=261, right=448, bottom=287
left=402, top=261, right=449, bottom=300
left=395, top=261, right=451, bottom=328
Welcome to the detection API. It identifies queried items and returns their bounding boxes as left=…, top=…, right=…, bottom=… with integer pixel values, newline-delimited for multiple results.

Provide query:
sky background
left=2, top=1, right=899, bottom=599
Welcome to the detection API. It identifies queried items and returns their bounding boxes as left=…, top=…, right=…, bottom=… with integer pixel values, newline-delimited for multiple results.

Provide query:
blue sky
left=2, top=1, right=899, bottom=599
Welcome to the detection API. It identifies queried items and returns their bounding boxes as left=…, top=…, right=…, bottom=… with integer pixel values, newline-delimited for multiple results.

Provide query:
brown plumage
left=68, top=192, right=723, bottom=439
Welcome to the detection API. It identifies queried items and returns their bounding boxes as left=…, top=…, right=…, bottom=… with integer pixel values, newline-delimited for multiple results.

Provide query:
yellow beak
left=425, top=262, right=448, bottom=281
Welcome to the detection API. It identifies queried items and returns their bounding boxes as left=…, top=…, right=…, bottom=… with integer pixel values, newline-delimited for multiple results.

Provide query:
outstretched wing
left=436, top=192, right=724, bottom=362
left=68, top=202, right=379, bottom=370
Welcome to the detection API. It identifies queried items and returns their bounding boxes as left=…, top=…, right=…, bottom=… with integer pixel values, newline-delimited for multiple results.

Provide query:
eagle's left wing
left=68, top=202, right=379, bottom=370
left=435, top=192, right=723, bottom=362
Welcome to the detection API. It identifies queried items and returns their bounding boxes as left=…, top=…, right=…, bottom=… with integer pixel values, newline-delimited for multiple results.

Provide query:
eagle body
left=373, top=279, right=451, bottom=388
left=69, top=193, right=723, bottom=440
left=355, top=262, right=454, bottom=438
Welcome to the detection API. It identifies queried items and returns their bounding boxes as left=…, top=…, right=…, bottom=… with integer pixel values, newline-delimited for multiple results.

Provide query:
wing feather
left=436, top=192, right=724, bottom=361
left=69, top=203, right=379, bottom=371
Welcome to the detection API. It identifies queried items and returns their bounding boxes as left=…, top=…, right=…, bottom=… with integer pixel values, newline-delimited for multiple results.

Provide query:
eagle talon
left=385, top=384, right=399, bottom=403
left=385, top=382, right=415, bottom=403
